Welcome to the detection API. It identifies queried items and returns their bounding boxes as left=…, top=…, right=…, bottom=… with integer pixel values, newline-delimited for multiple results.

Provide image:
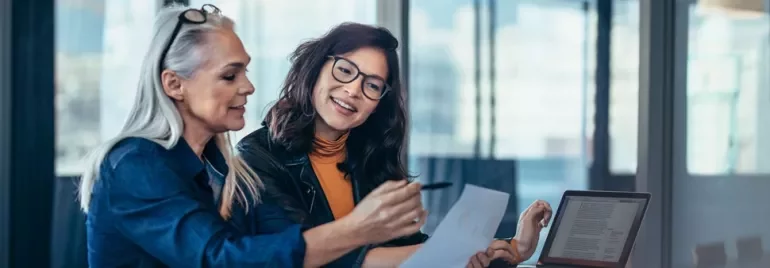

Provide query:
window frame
left=0, top=0, right=11, bottom=265
left=376, top=0, right=410, bottom=162
left=633, top=0, right=682, bottom=266
left=1, top=0, right=56, bottom=266
left=593, top=0, right=637, bottom=191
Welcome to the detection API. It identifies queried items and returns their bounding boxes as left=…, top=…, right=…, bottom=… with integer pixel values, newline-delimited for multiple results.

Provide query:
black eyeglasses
left=327, top=56, right=391, bottom=100
left=158, top=4, right=221, bottom=73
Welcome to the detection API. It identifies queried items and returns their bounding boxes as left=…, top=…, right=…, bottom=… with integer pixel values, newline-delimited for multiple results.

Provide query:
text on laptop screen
left=546, top=196, right=647, bottom=264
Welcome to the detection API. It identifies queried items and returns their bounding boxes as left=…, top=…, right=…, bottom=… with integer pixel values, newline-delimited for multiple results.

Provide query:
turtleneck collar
left=310, top=131, right=349, bottom=162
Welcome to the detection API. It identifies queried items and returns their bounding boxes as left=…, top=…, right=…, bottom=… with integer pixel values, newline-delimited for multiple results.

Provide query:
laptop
left=534, top=190, right=651, bottom=268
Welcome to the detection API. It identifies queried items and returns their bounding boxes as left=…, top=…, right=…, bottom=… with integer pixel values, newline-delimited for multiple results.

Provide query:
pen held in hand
left=420, top=182, right=453, bottom=191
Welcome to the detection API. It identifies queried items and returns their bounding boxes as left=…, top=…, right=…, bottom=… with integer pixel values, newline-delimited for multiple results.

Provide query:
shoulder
left=236, top=128, right=308, bottom=220
left=103, top=137, right=165, bottom=170
left=236, top=127, right=272, bottom=154
left=100, top=137, right=182, bottom=189
left=236, top=127, right=290, bottom=172
left=98, top=138, right=191, bottom=197
left=235, top=127, right=289, bottom=187
left=236, top=128, right=293, bottom=188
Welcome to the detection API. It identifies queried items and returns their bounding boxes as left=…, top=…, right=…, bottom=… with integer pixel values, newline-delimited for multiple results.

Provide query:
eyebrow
left=224, top=62, right=246, bottom=69
left=221, top=56, right=251, bottom=69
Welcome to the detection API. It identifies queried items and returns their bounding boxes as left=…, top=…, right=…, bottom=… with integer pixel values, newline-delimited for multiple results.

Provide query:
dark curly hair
left=264, top=22, right=410, bottom=188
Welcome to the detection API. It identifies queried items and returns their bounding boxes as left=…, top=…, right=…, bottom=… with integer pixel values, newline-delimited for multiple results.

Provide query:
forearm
left=302, top=220, right=365, bottom=268
left=362, top=244, right=422, bottom=268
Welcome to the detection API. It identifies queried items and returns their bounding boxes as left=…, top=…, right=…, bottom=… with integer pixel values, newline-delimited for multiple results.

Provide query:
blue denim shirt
left=86, top=137, right=306, bottom=268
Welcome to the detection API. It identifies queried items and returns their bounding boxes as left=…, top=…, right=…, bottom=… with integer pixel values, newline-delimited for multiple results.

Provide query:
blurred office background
left=2, top=0, right=770, bottom=267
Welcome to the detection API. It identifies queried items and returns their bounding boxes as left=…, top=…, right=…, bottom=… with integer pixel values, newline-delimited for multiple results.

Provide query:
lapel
left=282, top=151, right=362, bottom=227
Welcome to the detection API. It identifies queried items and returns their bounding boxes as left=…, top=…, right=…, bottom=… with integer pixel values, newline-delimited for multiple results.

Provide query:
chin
left=328, top=124, right=352, bottom=133
left=323, top=117, right=355, bottom=132
left=224, top=120, right=246, bottom=132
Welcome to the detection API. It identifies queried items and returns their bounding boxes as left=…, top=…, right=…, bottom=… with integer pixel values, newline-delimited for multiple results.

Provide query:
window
left=55, top=0, right=157, bottom=175
left=409, top=0, right=594, bottom=263
left=685, top=4, right=770, bottom=174
left=610, top=0, right=640, bottom=174
left=492, top=0, right=593, bottom=261
left=408, top=0, right=476, bottom=157
left=56, top=0, right=378, bottom=175
left=671, top=3, right=770, bottom=266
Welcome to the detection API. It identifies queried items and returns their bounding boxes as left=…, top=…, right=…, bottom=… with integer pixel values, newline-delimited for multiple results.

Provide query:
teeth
left=333, top=98, right=355, bottom=111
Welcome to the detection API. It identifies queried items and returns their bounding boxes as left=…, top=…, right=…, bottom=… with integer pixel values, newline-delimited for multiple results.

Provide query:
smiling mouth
left=229, top=105, right=245, bottom=109
left=332, top=97, right=357, bottom=112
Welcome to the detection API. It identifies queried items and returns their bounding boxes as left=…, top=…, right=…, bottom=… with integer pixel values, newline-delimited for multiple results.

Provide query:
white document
left=400, top=184, right=510, bottom=268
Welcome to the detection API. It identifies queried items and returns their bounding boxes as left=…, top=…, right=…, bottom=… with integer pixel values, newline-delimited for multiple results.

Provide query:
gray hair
left=79, top=4, right=262, bottom=219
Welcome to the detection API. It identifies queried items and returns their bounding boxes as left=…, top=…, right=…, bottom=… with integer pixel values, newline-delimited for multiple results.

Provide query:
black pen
left=420, top=182, right=453, bottom=191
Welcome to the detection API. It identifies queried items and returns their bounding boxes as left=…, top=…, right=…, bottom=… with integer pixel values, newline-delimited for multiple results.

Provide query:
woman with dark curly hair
left=237, top=22, right=553, bottom=267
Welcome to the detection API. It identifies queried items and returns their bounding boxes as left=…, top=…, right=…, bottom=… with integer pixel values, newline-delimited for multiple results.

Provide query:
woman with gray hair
left=80, top=4, right=426, bottom=268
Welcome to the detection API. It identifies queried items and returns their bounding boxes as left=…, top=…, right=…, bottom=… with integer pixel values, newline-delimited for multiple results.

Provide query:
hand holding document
left=400, top=184, right=510, bottom=268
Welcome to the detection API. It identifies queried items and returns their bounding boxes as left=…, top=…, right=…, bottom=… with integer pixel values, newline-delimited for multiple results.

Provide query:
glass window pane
left=686, top=4, right=770, bottom=175
left=610, top=0, right=640, bottom=174
left=55, top=0, right=157, bottom=175
left=494, top=0, right=593, bottom=260
left=409, top=0, right=593, bottom=263
left=672, top=3, right=770, bottom=267
left=56, top=0, right=378, bottom=176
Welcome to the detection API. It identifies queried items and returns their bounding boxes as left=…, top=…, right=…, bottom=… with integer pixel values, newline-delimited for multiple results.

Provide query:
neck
left=177, top=104, right=215, bottom=159
left=183, top=124, right=215, bottom=160
left=314, top=118, right=347, bottom=141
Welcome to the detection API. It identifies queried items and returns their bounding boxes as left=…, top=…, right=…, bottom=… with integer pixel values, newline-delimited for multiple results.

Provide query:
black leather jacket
left=236, top=127, right=429, bottom=268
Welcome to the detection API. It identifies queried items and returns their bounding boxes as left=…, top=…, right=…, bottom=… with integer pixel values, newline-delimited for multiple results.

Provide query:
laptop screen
left=539, top=193, right=649, bottom=267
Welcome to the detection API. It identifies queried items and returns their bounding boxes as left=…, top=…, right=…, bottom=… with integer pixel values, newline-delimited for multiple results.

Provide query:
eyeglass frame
left=327, top=55, right=392, bottom=100
left=158, top=4, right=221, bottom=74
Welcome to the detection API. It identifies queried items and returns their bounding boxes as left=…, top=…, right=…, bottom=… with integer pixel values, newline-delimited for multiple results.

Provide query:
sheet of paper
left=400, top=184, right=510, bottom=268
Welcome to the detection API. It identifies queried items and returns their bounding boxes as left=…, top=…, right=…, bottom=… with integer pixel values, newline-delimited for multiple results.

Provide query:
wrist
left=301, top=219, right=369, bottom=267
left=364, top=244, right=422, bottom=267
left=335, top=215, right=368, bottom=247
left=512, top=236, right=531, bottom=260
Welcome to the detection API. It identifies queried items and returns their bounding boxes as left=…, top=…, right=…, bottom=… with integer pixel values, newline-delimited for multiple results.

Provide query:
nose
left=239, top=80, right=255, bottom=95
left=344, top=76, right=364, bottom=98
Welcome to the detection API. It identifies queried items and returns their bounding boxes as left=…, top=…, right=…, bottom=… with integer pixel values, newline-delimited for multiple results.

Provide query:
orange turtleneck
left=309, top=132, right=354, bottom=219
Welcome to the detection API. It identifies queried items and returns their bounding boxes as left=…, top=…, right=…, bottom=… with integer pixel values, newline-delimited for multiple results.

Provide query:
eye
left=337, top=66, right=353, bottom=75
left=366, top=83, right=381, bottom=92
left=222, top=74, right=236, bottom=81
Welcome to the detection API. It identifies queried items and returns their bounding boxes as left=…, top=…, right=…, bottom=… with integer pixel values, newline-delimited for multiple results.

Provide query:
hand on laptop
left=514, top=199, right=553, bottom=260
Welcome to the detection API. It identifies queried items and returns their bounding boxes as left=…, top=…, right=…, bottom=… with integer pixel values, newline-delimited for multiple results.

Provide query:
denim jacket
left=86, top=137, right=306, bottom=268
